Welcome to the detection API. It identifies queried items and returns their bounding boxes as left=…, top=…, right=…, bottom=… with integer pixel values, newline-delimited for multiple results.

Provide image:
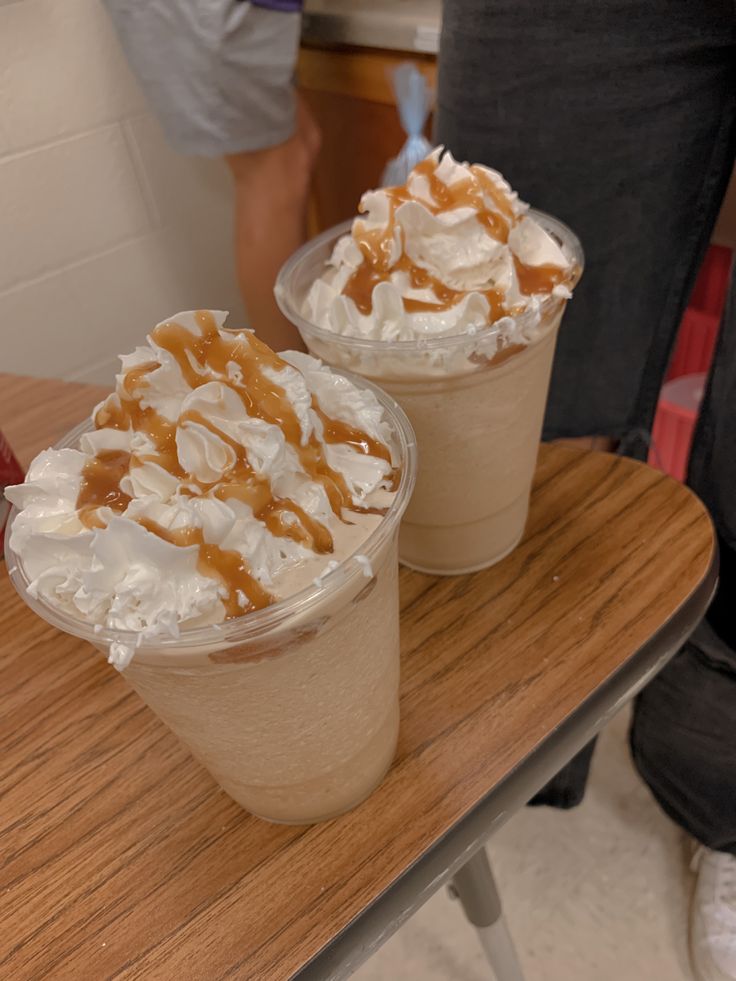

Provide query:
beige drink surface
left=119, top=536, right=401, bottom=825
left=372, top=320, right=560, bottom=574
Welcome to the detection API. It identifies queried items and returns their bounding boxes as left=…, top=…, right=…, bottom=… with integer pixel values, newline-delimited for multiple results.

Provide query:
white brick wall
left=0, top=0, right=246, bottom=384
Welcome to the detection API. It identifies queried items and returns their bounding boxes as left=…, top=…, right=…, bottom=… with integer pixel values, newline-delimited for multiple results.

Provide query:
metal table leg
left=450, top=848, right=526, bottom=981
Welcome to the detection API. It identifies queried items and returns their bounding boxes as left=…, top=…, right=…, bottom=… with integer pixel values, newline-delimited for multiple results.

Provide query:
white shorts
left=103, top=1, right=302, bottom=156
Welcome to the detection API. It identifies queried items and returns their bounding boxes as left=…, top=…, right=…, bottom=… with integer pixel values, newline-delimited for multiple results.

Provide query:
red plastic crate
left=664, top=244, right=731, bottom=381
left=649, top=245, right=732, bottom=479
left=687, top=244, right=732, bottom=316
left=649, top=374, right=706, bottom=483
left=665, top=308, right=721, bottom=381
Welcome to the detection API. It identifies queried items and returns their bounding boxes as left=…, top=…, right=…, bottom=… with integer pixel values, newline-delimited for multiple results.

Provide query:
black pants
left=437, top=0, right=736, bottom=854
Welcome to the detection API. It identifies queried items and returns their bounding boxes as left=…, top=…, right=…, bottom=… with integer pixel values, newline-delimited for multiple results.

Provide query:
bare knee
left=226, top=99, right=320, bottom=210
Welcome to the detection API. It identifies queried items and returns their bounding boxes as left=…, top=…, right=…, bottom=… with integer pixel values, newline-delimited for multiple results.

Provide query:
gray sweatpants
left=437, top=0, right=736, bottom=852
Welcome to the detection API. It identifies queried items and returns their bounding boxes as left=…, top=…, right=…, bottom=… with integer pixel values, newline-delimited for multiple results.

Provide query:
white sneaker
left=691, top=846, right=736, bottom=981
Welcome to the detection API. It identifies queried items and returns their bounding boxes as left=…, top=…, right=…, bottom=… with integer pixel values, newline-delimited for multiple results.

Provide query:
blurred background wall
left=0, top=0, right=245, bottom=384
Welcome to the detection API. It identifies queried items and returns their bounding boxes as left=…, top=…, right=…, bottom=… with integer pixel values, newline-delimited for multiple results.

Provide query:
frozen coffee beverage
left=5, top=311, right=416, bottom=824
left=276, top=149, right=583, bottom=574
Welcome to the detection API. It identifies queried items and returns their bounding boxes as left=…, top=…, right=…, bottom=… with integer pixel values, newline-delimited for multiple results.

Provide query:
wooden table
left=0, top=375, right=717, bottom=980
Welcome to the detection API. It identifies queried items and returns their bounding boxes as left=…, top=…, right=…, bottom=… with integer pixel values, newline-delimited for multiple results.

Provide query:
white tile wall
left=0, top=127, right=151, bottom=293
left=2, top=228, right=246, bottom=382
left=0, top=0, right=245, bottom=384
left=0, top=0, right=145, bottom=151
left=123, top=114, right=236, bottom=235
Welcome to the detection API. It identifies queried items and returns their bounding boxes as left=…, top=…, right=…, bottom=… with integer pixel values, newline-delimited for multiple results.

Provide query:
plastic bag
left=381, top=63, right=434, bottom=187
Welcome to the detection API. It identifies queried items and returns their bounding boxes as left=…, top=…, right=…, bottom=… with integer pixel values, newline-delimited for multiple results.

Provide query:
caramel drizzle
left=77, top=451, right=132, bottom=528
left=343, top=155, right=570, bottom=319
left=182, top=408, right=334, bottom=555
left=312, top=403, right=391, bottom=464
left=96, top=363, right=183, bottom=477
left=137, top=518, right=271, bottom=617
left=513, top=259, right=568, bottom=296
left=76, top=311, right=398, bottom=617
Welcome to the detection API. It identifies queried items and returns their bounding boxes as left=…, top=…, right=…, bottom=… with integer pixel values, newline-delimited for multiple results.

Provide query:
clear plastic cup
left=5, top=379, right=417, bottom=825
left=275, top=211, right=583, bottom=574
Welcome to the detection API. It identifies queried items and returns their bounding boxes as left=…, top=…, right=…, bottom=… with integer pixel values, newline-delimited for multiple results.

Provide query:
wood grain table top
left=0, top=374, right=716, bottom=980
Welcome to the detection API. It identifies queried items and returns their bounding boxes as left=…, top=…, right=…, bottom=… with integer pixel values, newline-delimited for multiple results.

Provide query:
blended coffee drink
left=276, top=149, right=583, bottom=574
left=5, top=310, right=416, bottom=824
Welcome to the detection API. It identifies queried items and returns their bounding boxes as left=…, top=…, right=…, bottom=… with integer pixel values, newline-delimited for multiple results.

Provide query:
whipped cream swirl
left=6, top=311, right=399, bottom=666
left=303, top=148, right=575, bottom=345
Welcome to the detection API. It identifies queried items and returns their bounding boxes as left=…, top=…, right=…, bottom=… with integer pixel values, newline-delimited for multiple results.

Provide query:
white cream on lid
left=6, top=311, right=400, bottom=663
left=304, top=147, right=574, bottom=344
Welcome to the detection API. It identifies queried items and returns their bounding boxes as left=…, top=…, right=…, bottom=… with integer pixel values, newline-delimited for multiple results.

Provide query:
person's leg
left=437, top=0, right=736, bottom=449
left=436, top=0, right=736, bottom=807
left=631, top=272, right=736, bottom=854
left=103, top=0, right=314, bottom=350
left=631, top=274, right=736, bottom=981
left=226, top=95, right=319, bottom=352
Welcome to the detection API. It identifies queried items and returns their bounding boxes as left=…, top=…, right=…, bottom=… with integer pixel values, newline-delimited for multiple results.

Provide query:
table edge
left=296, top=538, right=719, bottom=980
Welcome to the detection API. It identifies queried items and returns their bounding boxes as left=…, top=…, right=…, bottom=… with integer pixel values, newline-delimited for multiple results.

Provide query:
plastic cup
left=276, top=211, right=583, bottom=574
left=5, top=379, right=417, bottom=825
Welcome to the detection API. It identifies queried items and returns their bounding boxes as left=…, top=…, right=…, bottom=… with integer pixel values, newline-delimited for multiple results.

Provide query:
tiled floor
left=354, top=709, right=694, bottom=981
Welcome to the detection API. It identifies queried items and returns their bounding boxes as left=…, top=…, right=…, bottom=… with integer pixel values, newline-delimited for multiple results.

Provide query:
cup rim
left=274, top=209, right=584, bottom=352
left=4, top=370, right=417, bottom=653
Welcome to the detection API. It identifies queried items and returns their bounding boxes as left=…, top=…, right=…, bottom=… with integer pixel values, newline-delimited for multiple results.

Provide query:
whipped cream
left=6, top=311, right=400, bottom=667
left=302, top=148, right=575, bottom=348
